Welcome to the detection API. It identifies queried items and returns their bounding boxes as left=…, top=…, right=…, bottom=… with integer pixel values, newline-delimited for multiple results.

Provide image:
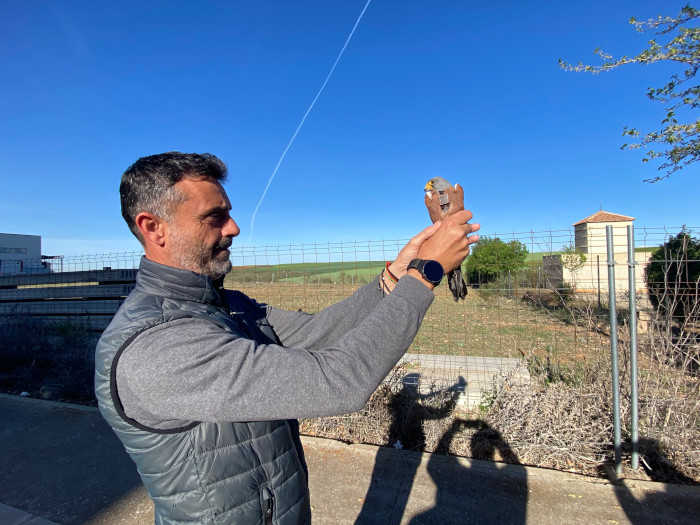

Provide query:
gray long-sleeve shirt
left=117, top=273, right=434, bottom=429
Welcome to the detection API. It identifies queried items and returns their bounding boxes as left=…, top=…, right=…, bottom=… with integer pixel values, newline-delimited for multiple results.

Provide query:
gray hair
left=119, top=152, right=228, bottom=243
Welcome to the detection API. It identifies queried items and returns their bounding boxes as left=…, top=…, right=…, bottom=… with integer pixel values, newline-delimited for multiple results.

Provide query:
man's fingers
left=413, top=221, right=441, bottom=242
left=448, top=209, right=473, bottom=224
left=405, top=222, right=441, bottom=251
left=466, top=223, right=480, bottom=246
left=392, top=221, right=442, bottom=273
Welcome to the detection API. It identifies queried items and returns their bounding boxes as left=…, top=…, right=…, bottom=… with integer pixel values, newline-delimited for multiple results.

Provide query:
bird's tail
left=447, top=268, right=468, bottom=302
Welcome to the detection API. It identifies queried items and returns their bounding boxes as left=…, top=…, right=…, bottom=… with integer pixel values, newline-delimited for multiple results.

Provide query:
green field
left=225, top=254, right=551, bottom=286
left=225, top=260, right=385, bottom=286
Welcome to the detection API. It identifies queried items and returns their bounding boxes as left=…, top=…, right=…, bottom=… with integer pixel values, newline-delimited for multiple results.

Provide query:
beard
left=170, top=228, right=233, bottom=280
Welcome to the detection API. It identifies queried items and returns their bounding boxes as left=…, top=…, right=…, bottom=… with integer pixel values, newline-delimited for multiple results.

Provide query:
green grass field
left=225, top=260, right=383, bottom=285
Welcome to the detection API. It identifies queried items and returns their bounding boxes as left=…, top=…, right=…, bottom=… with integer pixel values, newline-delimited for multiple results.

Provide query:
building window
left=0, top=247, right=28, bottom=254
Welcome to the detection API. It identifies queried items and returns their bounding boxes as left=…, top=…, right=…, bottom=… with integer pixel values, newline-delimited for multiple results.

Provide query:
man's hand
left=389, top=222, right=442, bottom=279
left=417, top=210, right=479, bottom=273
left=389, top=211, right=480, bottom=290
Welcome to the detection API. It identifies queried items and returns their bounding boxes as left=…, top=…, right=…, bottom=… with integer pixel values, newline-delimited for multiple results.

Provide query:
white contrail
left=248, top=0, right=372, bottom=242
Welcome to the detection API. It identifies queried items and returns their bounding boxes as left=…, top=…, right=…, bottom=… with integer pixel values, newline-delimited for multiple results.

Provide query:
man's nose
left=223, top=217, right=240, bottom=238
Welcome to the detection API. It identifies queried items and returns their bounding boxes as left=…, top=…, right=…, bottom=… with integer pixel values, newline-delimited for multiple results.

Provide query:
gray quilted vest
left=95, top=257, right=311, bottom=525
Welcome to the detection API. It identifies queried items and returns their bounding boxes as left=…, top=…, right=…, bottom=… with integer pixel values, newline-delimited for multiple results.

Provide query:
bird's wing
left=448, top=183, right=465, bottom=214
left=424, top=183, right=464, bottom=222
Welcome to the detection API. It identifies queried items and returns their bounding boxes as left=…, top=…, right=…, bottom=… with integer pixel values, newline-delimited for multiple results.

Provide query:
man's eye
left=209, top=212, right=228, bottom=222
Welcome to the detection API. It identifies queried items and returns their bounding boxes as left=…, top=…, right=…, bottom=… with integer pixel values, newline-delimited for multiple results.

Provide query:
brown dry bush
left=300, top=366, right=468, bottom=453
left=302, top=340, right=700, bottom=484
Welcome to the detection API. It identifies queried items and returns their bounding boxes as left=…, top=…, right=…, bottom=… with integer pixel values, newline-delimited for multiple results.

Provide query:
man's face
left=166, top=176, right=240, bottom=280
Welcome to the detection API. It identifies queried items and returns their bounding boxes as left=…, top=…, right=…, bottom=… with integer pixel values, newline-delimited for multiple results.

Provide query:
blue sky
left=1, top=0, right=698, bottom=256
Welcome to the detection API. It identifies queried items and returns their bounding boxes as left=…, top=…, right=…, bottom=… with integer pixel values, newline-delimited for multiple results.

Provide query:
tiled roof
left=573, top=211, right=635, bottom=226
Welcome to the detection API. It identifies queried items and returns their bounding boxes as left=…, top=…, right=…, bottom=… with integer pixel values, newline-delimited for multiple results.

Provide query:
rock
left=40, top=385, right=61, bottom=400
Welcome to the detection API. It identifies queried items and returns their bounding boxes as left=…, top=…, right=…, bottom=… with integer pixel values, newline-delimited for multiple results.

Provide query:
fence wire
left=1, top=226, right=698, bottom=481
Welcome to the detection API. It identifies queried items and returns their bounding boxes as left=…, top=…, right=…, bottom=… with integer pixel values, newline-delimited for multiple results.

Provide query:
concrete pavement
left=1, top=393, right=699, bottom=525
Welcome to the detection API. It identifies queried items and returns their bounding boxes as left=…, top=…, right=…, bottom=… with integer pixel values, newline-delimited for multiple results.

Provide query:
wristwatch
left=407, top=259, right=444, bottom=286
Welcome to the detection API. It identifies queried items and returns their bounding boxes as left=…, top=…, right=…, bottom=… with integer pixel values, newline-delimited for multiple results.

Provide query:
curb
left=0, top=393, right=99, bottom=413
left=301, top=435, right=700, bottom=496
left=0, top=502, right=60, bottom=525
left=603, top=464, right=700, bottom=495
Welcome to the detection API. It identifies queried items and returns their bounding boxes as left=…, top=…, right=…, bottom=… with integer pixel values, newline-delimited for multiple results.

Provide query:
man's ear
left=135, top=212, right=167, bottom=248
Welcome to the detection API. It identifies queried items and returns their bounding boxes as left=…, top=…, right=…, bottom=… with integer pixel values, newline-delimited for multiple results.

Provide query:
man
left=95, top=152, right=479, bottom=524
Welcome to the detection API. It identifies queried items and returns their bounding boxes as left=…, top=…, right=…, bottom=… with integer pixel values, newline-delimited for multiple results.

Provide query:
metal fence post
left=627, top=225, right=639, bottom=470
left=597, top=255, right=601, bottom=309
left=607, top=225, right=622, bottom=474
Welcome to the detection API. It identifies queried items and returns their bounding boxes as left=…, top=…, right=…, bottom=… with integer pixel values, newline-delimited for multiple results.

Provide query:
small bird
left=424, top=176, right=468, bottom=302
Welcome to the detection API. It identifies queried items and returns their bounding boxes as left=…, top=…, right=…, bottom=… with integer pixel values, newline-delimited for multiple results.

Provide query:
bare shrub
left=484, top=364, right=614, bottom=473
left=0, top=316, right=97, bottom=402
left=301, top=335, right=700, bottom=485
left=301, top=366, right=468, bottom=452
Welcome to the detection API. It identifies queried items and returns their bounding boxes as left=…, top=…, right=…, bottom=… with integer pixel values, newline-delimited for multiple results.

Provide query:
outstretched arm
left=267, top=222, right=444, bottom=349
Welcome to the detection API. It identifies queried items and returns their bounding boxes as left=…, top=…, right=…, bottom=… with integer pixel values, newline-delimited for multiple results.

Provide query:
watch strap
left=407, top=258, right=444, bottom=286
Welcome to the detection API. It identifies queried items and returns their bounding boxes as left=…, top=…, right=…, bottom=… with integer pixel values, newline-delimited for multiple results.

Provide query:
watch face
left=423, top=260, right=444, bottom=283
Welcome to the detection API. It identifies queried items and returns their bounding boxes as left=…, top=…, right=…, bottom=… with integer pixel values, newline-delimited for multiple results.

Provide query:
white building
left=0, top=233, right=48, bottom=275
left=566, top=211, right=650, bottom=294
left=573, top=210, right=635, bottom=255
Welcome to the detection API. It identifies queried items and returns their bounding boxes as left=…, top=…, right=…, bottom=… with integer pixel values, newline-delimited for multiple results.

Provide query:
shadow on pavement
left=355, top=374, right=464, bottom=524
left=613, top=437, right=700, bottom=525
left=407, top=419, right=528, bottom=524
left=356, top=375, right=528, bottom=524
left=0, top=396, right=147, bottom=525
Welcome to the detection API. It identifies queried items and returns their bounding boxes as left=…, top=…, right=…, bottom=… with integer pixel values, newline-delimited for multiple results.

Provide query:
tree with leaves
left=560, top=4, right=700, bottom=182
left=645, top=228, right=700, bottom=325
left=560, top=243, right=587, bottom=290
left=464, top=237, right=528, bottom=283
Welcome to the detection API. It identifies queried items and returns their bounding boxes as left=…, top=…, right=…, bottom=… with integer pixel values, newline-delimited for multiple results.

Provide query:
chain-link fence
left=1, top=226, right=698, bottom=482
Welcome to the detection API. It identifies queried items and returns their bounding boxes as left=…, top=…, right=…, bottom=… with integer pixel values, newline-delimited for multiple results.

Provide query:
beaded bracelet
left=385, top=261, right=399, bottom=284
left=379, top=270, right=391, bottom=296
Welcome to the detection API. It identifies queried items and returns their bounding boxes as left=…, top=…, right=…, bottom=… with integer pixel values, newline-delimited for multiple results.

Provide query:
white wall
left=563, top=251, right=652, bottom=294
left=575, top=221, right=633, bottom=255
left=0, top=233, right=43, bottom=275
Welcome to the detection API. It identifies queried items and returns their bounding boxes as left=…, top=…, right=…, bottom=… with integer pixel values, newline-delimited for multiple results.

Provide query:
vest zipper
left=262, top=486, right=274, bottom=525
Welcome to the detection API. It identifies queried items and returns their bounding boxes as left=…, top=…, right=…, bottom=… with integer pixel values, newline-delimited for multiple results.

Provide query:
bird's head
left=424, top=177, right=451, bottom=194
